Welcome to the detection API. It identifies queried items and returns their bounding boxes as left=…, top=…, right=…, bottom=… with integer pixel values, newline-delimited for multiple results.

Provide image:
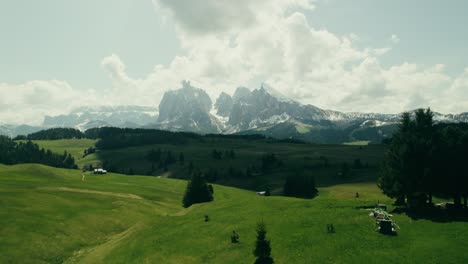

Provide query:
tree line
left=0, top=136, right=77, bottom=169
left=13, top=127, right=277, bottom=149
left=379, top=109, right=468, bottom=208
left=283, top=172, right=318, bottom=198
left=14, top=128, right=84, bottom=140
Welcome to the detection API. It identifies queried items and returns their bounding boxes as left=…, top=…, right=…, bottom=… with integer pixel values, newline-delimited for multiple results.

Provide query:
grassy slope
left=23, top=139, right=97, bottom=164
left=1, top=164, right=467, bottom=263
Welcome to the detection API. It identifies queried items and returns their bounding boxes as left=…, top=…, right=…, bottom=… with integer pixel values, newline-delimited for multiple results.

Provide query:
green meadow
left=23, top=139, right=97, bottom=163
left=1, top=163, right=468, bottom=263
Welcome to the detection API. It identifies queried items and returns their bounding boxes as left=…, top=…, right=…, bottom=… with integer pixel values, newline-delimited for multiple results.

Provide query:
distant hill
left=42, top=105, right=159, bottom=130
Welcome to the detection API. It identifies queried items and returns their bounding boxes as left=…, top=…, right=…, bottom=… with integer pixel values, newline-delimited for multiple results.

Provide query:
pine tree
left=283, top=173, right=317, bottom=198
left=182, top=171, right=213, bottom=208
left=179, top=152, right=185, bottom=165
left=378, top=109, right=437, bottom=207
left=253, top=222, right=274, bottom=264
left=188, top=161, right=194, bottom=175
left=230, top=149, right=236, bottom=159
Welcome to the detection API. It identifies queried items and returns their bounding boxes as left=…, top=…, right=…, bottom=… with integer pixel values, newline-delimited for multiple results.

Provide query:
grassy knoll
left=22, top=139, right=97, bottom=163
left=1, top=164, right=467, bottom=263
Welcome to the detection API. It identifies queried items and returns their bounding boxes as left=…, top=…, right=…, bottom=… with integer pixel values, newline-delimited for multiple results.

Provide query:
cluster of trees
left=261, top=153, right=283, bottom=172
left=318, top=156, right=329, bottom=168
left=211, top=149, right=236, bottom=160
left=182, top=171, right=214, bottom=208
left=15, top=128, right=84, bottom=140
left=89, top=128, right=279, bottom=150
left=198, top=166, right=256, bottom=183
left=339, top=159, right=368, bottom=179
left=205, top=134, right=266, bottom=140
left=146, top=148, right=178, bottom=170
left=283, top=173, right=318, bottom=198
left=0, top=136, right=77, bottom=169
left=91, top=128, right=199, bottom=149
left=82, top=147, right=96, bottom=157
left=379, top=109, right=468, bottom=208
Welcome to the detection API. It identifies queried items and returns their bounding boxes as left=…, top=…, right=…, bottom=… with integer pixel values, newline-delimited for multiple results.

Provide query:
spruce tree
left=179, top=152, right=185, bottom=165
left=283, top=173, right=317, bottom=198
left=182, top=171, right=213, bottom=208
left=378, top=109, right=437, bottom=207
left=253, top=222, right=273, bottom=264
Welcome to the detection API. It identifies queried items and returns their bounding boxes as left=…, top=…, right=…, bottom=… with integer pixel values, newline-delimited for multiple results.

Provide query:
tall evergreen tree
left=179, top=152, right=185, bottom=165
left=283, top=173, right=317, bottom=198
left=433, top=126, right=468, bottom=207
left=253, top=222, right=274, bottom=264
left=378, top=109, right=436, bottom=207
left=182, top=171, right=213, bottom=208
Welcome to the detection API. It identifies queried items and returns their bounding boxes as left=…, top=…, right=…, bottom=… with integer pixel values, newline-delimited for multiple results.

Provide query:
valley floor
left=1, top=164, right=468, bottom=263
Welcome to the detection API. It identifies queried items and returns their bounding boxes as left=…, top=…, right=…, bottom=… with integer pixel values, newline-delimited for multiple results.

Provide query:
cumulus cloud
left=131, top=0, right=466, bottom=114
left=4, top=1, right=467, bottom=125
left=0, top=80, right=96, bottom=125
left=153, top=0, right=315, bottom=36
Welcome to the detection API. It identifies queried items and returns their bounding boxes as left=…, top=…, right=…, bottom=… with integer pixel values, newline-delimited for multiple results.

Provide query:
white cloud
left=139, top=1, right=467, bottom=114
left=153, top=0, right=315, bottom=37
left=390, top=34, right=400, bottom=44
left=4, top=1, right=468, bottom=125
left=0, top=80, right=96, bottom=125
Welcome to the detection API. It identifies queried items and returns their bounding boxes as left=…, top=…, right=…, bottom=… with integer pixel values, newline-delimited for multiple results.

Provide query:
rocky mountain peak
left=214, top=92, right=233, bottom=117
left=156, top=81, right=219, bottom=133
left=232, top=87, right=251, bottom=103
left=158, top=81, right=212, bottom=123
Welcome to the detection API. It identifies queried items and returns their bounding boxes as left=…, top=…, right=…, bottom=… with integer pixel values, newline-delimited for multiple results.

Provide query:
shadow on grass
left=391, top=207, right=468, bottom=223
left=380, top=231, right=398, bottom=237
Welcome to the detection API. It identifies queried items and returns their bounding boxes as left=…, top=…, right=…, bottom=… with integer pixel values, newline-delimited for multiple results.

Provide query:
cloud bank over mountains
left=1, top=0, right=468, bottom=125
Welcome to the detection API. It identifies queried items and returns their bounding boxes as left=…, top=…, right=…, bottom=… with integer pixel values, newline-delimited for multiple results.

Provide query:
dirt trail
left=39, top=187, right=143, bottom=200
left=65, top=223, right=144, bottom=264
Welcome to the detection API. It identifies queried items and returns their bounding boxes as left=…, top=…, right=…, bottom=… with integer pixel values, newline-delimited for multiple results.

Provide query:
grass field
left=23, top=139, right=97, bottom=163
left=1, top=164, right=467, bottom=263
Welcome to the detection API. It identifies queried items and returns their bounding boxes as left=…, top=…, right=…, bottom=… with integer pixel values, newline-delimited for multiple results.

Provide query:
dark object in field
left=355, top=192, right=359, bottom=198
left=204, top=215, right=210, bottom=222
left=327, top=224, right=335, bottom=233
left=231, top=230, right=239, bottom=243
left=378, top=219, right=394, bottom=234
left=371, top=205, right=399, bottom=235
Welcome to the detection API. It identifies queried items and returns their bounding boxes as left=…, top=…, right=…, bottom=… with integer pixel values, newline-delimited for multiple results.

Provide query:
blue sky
left=1, top=0, right=468, bottom=124
left=0, top=0, right=180, bottom=88
left=309, top=0, right=468, bottom=73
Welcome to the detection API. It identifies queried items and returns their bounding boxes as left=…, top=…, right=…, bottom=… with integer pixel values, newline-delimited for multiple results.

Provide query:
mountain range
left=2, top=81, right=468, bottom=143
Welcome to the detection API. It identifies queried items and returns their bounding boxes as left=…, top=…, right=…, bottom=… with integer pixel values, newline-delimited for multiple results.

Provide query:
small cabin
left=93, top=168, right=107, bottom=175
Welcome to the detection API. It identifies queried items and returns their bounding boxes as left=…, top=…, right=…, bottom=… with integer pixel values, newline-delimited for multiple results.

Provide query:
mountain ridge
left=2, top=82, right=468, bottom=143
